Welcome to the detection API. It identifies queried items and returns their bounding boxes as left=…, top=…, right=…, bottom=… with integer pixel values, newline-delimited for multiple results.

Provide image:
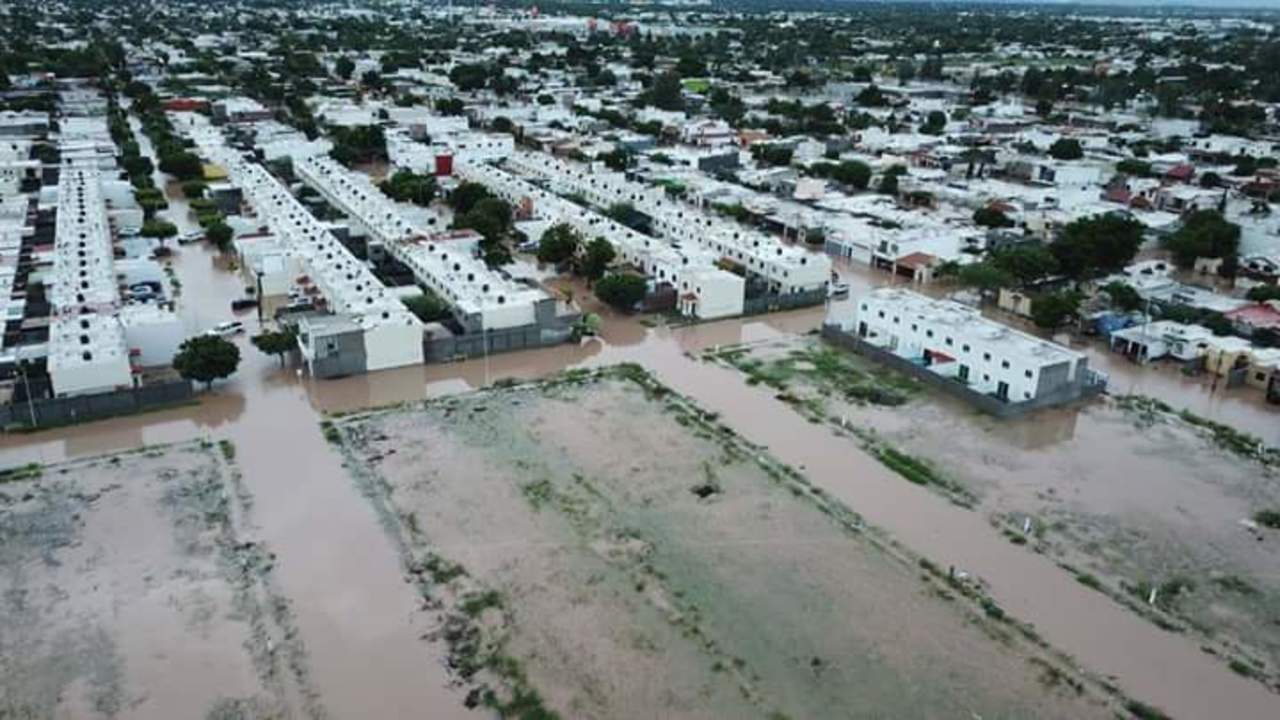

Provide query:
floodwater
left=3, top=132, right=1278, bottom=717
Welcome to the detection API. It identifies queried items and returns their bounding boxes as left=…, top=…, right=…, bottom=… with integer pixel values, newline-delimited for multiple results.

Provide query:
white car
left=205, top=320, right=245, bottom=338
left=177, top=231, right=204, bottom=245
left=828, top=282, right=850, bottom=299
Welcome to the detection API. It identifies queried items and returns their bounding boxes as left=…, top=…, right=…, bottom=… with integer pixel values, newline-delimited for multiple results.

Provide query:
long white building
left=504, top=151, right=832, bottom=295
left=193, top=135, right=424, bottom=376
left=46, top=166, right=133, bottom=397
left=456, top=159, right=745, bottom=319
left=294, top=154, right=553, bottom=332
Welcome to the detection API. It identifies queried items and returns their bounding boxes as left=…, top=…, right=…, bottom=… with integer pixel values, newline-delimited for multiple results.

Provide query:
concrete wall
left=423, top=322, right=575, bottom=364
left=0, top=379, right=194, bottom=429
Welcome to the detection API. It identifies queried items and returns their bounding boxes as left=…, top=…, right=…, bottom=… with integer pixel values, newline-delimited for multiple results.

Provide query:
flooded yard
left=330, top=365, right=1120, bottom=719
left=0, top=442, right=321, bottom=719
left=705, top=335, right=1280, bottom=693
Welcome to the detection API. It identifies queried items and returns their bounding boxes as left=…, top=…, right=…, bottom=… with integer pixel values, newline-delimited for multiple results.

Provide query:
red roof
left=1166, top=164, right=1195, bottom=181
left=1225, top=303, right=1280, bottom=329
left=895, top=251, right=937, bottom=269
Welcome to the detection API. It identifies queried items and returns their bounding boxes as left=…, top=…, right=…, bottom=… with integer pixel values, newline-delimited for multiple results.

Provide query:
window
left=1001, top=360, right=1010, bottom=369
left=962, top=344, right=970, bottom=353
left=878, top=311, right=885, bottom=318
left=983, top=352, right=991, bottom=361
left=911, top=324, right=917, bottom=331
left=1024, top=392, right=1032, bottom=399
left=925, top=330, right=934, bottom=338
left=945, top=337, right=953, bottom=346
left=893, top=316, right=899, bottom=324
left=1025, top=370, right=1033, bottom=378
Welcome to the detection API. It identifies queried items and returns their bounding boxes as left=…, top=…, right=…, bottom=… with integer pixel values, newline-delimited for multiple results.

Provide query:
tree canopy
left=173, top=335, right=241, bottom=389
left=1049, top=214, right=1145, bottom=280
left=1163, top=210, right=1240, bottom=273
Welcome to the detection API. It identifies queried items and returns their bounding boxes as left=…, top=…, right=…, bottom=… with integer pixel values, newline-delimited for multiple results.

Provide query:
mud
left=706, top=335, right=1280, bottom=693
left=331, top=366, right=1117, bottom=719
left=0, top=442, right=320, bottom=719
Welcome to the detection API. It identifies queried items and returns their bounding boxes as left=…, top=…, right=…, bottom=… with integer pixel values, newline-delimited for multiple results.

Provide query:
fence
left=821, top=325, right=1106, bottom=419
left=424, top=323, right=576, bottom=364
left=0, top=380, right=195, bottom=430
left=742, top=288, right=827, bottom=317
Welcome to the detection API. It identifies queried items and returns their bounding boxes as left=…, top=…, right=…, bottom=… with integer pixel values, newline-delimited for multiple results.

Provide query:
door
left=996, top=381, right=1009, bottom=401
left=958, top=364, right=969, bottom=382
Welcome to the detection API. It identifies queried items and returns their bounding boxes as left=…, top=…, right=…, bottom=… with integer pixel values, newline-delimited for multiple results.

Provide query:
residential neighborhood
left=2, top=2, right=1280, bottom=719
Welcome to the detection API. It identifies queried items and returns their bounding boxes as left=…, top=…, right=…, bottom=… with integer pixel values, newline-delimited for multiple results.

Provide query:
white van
left=205, top=320, right=245, bottom=337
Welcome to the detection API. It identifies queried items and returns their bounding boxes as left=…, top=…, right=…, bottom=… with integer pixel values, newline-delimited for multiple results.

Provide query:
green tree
left=878, top=166, right=906, bottom=195
left=830, top=160, right=871, bottom=190
left=141, top=219, right=177, bottom=238
left=1048, top=138, right=1084, bottom=160
left=1116, top=159, right=1152, bottom=177
left=537, top=223, right=582, bottom=265
left=1103, top=282, right=1143, bottom=312
left=579, top=237, right=616, bottom=281
left=956, top=263, right=1014, bottom=294
left=158, top=151, right=203, bottom=180
left=647, top=71, right=684, bottom=111
left=1031, top=291, right=1083, bottom=329
left=448, top=182, right=493, bottom=215
left=990, top=245, right=1059, bottom=285
left=456, top=197, right=512, bottom=242
left=180, top=180, right=207, bottom=199
left=1049, top=214, right=1145, bottom=279
left=401, top=291, right=452, bottom=323
left=920, top=110, right=947, bottom=135
left=1163, top=210, right=1241, bottom=273
left=380, top=170, right=437, bottom=206
left=1246, top=285, right=1280, bottom=302
left=173, top=335, right=241, bottom=389
left=250, top=327, right=297, bottom=365
left=595, top=273, right=647, bottom=311
left=334, top=56, right=355, bottom=80
left=973, top=206, right=1013, bottom=228
left=206, top=221, right=233, bottom=251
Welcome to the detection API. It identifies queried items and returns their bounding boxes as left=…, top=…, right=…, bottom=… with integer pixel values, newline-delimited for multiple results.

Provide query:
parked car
left=177, top=231, right=204, bottom=245
left=828, top=282, right=850, bottom=300
left=230, top=298, right=259, bottom=312
left=205, top=320, right=245, bottom=337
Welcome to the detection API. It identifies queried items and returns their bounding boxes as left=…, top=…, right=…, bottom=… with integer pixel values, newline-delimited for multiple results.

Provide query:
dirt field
left=0, top=441, right=322, bottom=719
left=706, top=336, right=1280, bottom=692
left=331, top=364, right=1122, bottom=719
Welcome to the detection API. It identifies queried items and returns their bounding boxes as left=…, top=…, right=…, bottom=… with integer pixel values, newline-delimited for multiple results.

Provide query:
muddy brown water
left=3, top=129, right=1277, bottom=717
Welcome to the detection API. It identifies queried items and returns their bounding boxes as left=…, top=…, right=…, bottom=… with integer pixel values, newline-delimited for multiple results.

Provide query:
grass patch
left=0, top=462, right=42, bottom=483
left=1125, top=699, right=1171, bottom=720
left=319, top=420, right=341, bottom=443
left=1254, top=509, right=1280, bottom=529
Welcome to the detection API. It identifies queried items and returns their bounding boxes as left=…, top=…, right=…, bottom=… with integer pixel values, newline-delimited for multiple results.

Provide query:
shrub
left=594, top=273, right=647, bottom=311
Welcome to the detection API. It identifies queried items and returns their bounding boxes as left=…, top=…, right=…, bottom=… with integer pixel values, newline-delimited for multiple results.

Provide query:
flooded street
left=3, top=128, right=1277, bottom=717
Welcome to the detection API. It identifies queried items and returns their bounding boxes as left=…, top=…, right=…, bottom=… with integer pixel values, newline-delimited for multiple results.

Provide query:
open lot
left=705, top=336, right=1280, bottom=692
left=331, top=365, right=1119, bottom=719
left=0, top=442, right=321, bottom=719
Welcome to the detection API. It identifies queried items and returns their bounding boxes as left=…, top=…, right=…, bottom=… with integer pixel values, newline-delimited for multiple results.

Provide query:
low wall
left=424, top=322, right=576, bottom=363
left=743, top=288, right=826, bottom=316
left=0, top=380, right=195, bottom=430
left=821, top=325, right=1104, bottom=419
